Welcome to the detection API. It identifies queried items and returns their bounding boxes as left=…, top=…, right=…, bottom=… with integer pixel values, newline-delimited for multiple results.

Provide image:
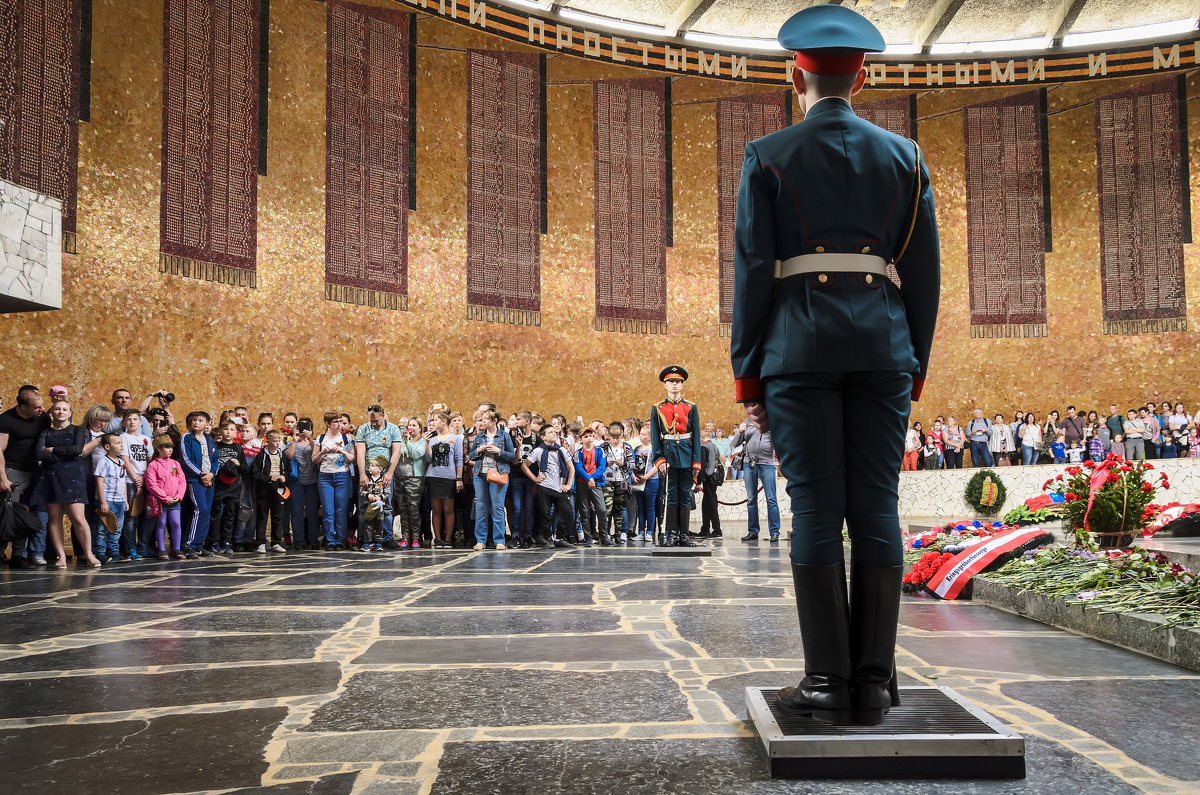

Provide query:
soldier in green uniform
left=649, top=366, right=701, bottom=548
left=730, top=5, right=940, bottom=725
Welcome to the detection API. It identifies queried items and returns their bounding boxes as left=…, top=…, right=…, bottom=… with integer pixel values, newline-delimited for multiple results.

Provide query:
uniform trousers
left=764, top=371, right=910, bottom=567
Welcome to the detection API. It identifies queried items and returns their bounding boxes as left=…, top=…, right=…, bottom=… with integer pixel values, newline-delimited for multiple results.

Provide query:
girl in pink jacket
left=145, top=437, right=187, bottom=559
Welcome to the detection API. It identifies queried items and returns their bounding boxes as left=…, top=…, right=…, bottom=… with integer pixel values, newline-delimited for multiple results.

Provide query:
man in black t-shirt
left=0, top=385, right=51, bottom=567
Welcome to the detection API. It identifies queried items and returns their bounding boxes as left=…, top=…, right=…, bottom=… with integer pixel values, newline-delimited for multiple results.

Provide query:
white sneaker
left=271, top=543, right=287, bottom=553
left=31, top=555, right=47, bottom=566
left=256, top=544, right=267, bottom=554
left=496, top=544, right=507, bottom=551
left=472, top=543, right=485, bottom=551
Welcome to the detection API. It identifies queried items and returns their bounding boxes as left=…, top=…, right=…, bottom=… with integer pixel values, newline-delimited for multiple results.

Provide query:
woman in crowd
left=395, top=417, right=430, bottom=549
left=902, top=422, right=921, bottom=471
left=286, top=419, right=321, bottom=550
left=426, top=411, right=463, bottom=549
left=942, top=416, right=964, bottom=469
left=1123, top=408, right=1147, bottom=461
left=467, top=407, right=514, bottom=551
left=1041, top=410, right=1062, bottom=464
left=1168, top=402, right=1191, bottom=454
left=1018, top=411, right=1042, bottom=465
left=313, top=411, right=353, bottom=550
left=989, top=413, right=1014, bottom=466
left=34, top=399, right=103, bottom=567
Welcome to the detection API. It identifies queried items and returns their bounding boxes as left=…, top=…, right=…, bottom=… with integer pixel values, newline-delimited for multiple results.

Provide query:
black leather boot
left=658, top=505, right=675, bottom=547
left=676, top=506, right=699, bottom=546
left=777, top=562, right=852, bottom=724
left=849, top=561, right=904, bottom=726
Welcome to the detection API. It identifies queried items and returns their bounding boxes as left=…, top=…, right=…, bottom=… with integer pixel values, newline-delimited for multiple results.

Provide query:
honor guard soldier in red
left=649, top=365, right=702, bottom=548
left=730, top=5, right=941, bottom=726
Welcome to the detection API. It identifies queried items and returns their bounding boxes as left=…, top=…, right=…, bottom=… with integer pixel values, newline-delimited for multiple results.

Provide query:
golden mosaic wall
left=1, top=0, right=1198, bottom=431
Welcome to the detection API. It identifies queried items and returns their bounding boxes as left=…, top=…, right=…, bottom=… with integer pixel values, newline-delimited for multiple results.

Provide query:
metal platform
left=651, top=544, right=711, bottom=557
left=746, top=686, right=1025, bottom=779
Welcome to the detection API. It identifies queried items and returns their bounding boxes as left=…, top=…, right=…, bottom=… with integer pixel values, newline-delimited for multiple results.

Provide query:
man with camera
left=106, top=389, right=172, bottom=436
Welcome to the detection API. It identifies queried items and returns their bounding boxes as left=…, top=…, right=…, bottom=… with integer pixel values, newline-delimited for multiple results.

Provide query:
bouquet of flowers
left=1043, top=454, right=1169, bottom=548
left=1003, top=493, right=1065, bottom=526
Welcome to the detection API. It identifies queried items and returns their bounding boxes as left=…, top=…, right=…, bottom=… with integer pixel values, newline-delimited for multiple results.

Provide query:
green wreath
left=964, top=469, right=1007, bottom=516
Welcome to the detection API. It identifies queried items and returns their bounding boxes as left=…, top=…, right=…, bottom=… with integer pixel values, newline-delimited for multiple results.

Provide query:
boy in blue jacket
left=574, top=427, right=609, bottom=546
left=180, top=411, right=218, bottom=558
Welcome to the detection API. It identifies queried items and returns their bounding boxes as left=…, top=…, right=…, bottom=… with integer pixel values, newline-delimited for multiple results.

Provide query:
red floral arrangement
left=903, top=550, right=956, bottom=592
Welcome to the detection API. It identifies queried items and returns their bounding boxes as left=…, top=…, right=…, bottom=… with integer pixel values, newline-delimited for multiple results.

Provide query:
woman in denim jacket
left=467, top=407, right=516, bottom=550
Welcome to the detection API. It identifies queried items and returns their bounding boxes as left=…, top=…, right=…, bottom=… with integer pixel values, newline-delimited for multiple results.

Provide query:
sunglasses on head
left=368, top=405, right=383, bottom=413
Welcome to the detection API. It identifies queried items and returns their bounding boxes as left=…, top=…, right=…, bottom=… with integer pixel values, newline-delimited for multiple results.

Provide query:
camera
left=159, top=391, right=175, bottom=405
left=297, top=418, right=313, bottom=433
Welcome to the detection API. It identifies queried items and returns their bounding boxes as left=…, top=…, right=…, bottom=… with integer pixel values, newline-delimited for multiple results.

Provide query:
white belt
left=662, top=433, right=690, bottom=440
left=776, top=253, right=887, bottom=279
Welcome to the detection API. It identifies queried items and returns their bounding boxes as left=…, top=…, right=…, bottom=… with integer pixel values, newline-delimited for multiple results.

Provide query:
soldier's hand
left=745, top=401, right=770, bottom=433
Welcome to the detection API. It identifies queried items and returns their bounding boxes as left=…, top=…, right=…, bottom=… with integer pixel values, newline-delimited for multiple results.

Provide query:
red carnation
left=1084, top=460, right=1095, bottom=469
left=1163, top=481, right=1170, bottom=490
left=1065, top=492, right=1077, bottom=501
left=1107, top=471, right=1121, bottom=483
left=1142, top=483, right=1153, bottom=493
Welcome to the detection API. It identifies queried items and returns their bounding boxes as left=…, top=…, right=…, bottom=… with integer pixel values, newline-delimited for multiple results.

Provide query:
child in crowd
left=574, top=427, right=606, bottom=546
left=94, top=433, right=129, bottom=562
left=630, top=425, right=659, bottom=543
left=1066, top=441, right=1084, bottom=464
left=360, top=455, right=388, bottom=551
left=180, top=411, right=218, bottom=558
left=1110, top=433, right=1126, bottom=459
left=119, top=409, right=153, bottom=558
left=234, top=420, right=260, bottom=548
left=522, top=425, right=574, bottom=548
left=1051, top=434, right=1066, bottom=464
left=249, top=430, right=289, bottom=553
left=921, top=435, right=938, bottom=470
left=1088, top=430, right=1105, bottom=462
left=145, top=436, right=186, bottom=559
left=601, top=420, right=631, bottom=544
left=210, top=420, right=248, bottom=555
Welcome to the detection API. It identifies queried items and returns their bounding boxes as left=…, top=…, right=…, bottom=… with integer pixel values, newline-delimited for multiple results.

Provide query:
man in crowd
left=356, top=405, right=403, bottom=548
left=966, top=408, right=993, bottom=467
left=731, top=421, right=780, bottom=542
left=0, top=385, right=50, bottom=567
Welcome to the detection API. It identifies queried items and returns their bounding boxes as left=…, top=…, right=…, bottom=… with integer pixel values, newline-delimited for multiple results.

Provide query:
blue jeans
left=509, top=477, right=535, bottom=540
left=473, top=472, right=509, bottom=545
left=1021, top=445, right=1039, bottom=466
left=99, top=501, right=125, bottom=557
left=743, top=463, right=780, bottom=536
left=182, top=481, right=214, bottom=551
left=319, top=472, right=351, bottom=546
left=289, top=481, right=320, bottom=546
left=969, top=440, right=993, bottom=467
left=634, top=478, right=660, bottom=535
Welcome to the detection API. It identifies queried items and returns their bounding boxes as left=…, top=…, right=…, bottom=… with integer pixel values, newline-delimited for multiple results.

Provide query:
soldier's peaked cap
left=778, top=5, right=885, bottom=76
left=660, top=365, right=688, bottom=382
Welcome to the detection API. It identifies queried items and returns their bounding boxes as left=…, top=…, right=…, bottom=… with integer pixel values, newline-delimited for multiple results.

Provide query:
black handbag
left=0, top=491, right=41, bottom=544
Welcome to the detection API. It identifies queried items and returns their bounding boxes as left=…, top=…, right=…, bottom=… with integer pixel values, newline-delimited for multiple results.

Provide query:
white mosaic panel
left=0, top=177, right=63, bottom=312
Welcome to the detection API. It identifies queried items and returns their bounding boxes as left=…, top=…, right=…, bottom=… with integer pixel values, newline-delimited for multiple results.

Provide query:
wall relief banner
left=716, top=90, right=790, bottom=337
left=325, top=0, right=414, bottom=311
left=1096, top=76, right=1189, bottom=335
left=159, top=0, right=260, bottom=288
left=466, top=49, right=545, bottom=326
left=964, top=89, right=1051, bottom=338
left=0, top=0, right=80, bottom=255
left=594, top=77, right=670, bottom=335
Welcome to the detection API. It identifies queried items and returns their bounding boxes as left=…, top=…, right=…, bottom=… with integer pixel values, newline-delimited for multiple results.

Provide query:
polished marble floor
left=1, top=538, right=1197, bottom=794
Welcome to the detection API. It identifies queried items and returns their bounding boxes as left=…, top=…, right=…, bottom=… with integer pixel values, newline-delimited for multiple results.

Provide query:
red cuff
left=911, top=376, right=925, bottom=402
left=691, top=462, right=701, bottom=469
left=654, top=458, right=666, bottom=469
left=734, top=376, right=763, bottom=403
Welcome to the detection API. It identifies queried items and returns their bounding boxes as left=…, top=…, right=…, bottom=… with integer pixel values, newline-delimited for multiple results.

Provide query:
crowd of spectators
left=902, top=402, right=1199, bottom=470
left=0, top=384, right=756, bottom=568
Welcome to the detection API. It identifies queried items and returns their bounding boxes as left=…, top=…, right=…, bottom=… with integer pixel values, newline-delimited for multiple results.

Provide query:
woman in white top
left=312, top=411, right=354, bottom=549
left=1168, top=402, right=1192, bottom=450
left=1018, top=412, right=1042, bottom=466
left=988, top=413, right=1015, bottom=466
